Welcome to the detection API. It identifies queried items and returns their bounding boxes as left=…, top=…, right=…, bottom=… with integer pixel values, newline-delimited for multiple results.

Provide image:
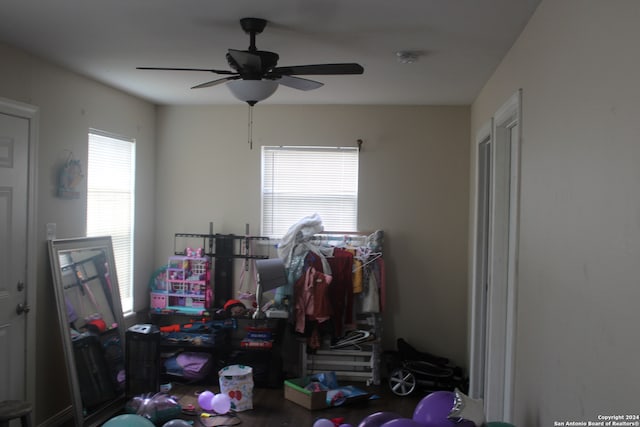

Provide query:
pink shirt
left=294, top=267, right=333, bottom=333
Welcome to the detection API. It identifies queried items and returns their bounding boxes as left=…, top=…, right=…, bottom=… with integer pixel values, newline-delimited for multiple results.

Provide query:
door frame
left=469, top=89, right=522, bottom=422
left=0, top=97, right=39, bottom=409
left=468, top=120, right=492, bottom=399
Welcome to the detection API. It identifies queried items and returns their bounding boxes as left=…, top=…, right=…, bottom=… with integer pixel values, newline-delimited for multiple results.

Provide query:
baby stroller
left=387, top=338, right=468, bottom=397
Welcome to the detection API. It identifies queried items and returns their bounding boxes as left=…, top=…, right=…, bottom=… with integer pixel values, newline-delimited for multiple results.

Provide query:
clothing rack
left=301, top=313, right=382, bottom=385
left=292, top=230, right=384, bottom=385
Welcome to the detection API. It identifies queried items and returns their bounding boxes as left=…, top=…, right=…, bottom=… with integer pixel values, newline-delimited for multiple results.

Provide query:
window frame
left=261, top=145, right=359, bottom=238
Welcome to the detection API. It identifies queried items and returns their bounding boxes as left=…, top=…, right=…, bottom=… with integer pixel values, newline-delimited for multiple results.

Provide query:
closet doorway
left=470, top=90, right=521, bottom=422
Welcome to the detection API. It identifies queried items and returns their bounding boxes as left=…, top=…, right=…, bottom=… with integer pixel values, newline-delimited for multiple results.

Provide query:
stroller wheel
left=389, top=367, right=416, bottom=396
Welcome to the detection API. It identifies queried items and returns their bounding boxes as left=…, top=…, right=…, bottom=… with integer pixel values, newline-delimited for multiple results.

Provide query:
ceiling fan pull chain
left=248, top=105, right=254, bottom=150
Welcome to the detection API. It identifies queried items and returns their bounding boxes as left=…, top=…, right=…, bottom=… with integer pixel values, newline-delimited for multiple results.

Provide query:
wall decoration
left=57, top=152, right=84, bottom=199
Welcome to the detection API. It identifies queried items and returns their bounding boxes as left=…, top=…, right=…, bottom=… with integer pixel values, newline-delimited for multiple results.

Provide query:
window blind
left=87, top=130, right=136, bottom=313
left=261, top=146, right=359, bottom=238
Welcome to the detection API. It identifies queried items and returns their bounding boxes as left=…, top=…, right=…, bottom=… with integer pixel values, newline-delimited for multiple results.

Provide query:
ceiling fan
left=137, top=17, right=364, bottom=105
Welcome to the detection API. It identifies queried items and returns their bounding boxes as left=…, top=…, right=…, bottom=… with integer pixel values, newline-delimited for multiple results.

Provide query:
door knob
left=16, top=303, right=31, bottom=315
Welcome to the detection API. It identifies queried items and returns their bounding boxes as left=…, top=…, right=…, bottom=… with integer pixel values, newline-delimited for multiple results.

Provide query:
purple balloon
left=358, top=412, right=402, bottom=427
left=197, top=390, right=214, bottom=411
left=413, top=391, right=474, bottom=427
left=381, top=419, right=426, bottom=427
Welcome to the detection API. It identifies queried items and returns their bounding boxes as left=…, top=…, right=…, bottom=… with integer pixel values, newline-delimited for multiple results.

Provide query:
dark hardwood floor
left=170, top=382, right=424, bottom=427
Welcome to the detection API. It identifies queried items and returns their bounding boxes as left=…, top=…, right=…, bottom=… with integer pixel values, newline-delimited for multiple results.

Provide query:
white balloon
left=211, top=393, right=231, bottom=414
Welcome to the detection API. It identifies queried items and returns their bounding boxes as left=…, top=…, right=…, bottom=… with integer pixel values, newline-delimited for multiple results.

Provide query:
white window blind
left=261, top=146, right=359, bottom=238
left=87, top=130, right=136, bottom=313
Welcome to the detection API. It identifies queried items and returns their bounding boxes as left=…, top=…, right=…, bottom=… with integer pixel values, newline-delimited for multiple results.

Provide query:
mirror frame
left=48, top=236, right=127, bottom=427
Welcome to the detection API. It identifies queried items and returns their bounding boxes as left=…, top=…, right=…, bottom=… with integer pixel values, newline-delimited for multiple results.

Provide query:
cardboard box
left=284, top=375, right=373, bottom=410
left=284, top=377, right=329, bottom=410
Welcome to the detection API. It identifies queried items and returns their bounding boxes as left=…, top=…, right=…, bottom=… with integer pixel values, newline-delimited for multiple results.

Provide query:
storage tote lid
left=218, top=364, right=253, bottom=378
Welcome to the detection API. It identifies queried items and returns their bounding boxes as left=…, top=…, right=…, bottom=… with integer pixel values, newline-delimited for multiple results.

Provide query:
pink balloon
left=211, top=393, right=231, bottom=414
left=197, top=390, right=214, bottom=411
left=358, top=412, right=402, bottom=427
left=381, top=419, right=425, bottom=427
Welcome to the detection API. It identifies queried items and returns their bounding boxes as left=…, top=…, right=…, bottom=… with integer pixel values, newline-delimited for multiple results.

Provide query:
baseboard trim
left=37, top=405, right=73, bottom=427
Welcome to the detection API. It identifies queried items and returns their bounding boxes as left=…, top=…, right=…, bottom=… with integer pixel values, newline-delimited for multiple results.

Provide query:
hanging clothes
left=359, top=256, right=385, bottom=313
left=352, top=257, right=363, bottom=293
left=294, top=267, right=333, bottom=334
left=327, top=248, right=354, bottom=336
left=361, top=264, right=380, bottom=313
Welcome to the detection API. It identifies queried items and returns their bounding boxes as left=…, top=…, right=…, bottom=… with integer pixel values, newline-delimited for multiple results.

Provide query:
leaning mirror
left=48, top=236, right=127, bottom=427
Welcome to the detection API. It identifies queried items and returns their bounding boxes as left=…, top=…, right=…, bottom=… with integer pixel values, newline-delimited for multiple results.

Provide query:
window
left=261, top=146, right=359, bottom=238
left=87, top=130, right=136, bottom=313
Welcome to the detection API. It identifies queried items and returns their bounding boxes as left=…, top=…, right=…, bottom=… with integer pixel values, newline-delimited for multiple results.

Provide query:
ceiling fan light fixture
left=227, top=79, right=278, bottom=105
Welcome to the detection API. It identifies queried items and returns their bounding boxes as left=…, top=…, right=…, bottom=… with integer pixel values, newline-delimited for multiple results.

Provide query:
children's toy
left=150, top=255, right=212, bottom=314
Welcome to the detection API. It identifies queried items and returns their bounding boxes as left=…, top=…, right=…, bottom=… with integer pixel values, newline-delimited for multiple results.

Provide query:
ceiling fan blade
left=227, top=49, right=262, bottom=71
left=137, top=66, right=236, bottom=75
left=271, top=63, right=364, bottom=76
left=276, top=75, right=324, bottom=91
left=191, top=76, right=239, bottom=89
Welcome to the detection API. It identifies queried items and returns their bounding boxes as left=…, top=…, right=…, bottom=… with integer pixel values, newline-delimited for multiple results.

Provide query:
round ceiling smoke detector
left=396, top=51, right=420, bottom=64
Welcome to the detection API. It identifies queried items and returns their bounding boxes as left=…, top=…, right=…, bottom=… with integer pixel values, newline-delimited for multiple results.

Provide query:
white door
left=470, top=90, right=521, bottom=422
left=0, top=98, right=38, bottom=408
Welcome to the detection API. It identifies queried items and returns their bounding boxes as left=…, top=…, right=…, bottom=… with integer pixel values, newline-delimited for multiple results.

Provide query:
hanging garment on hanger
left=328, top=248, right=354, bottom=336
left=361, top=262, right=380, bottom=313
left=378, top=257, right=387, bottom=312
left=294, top=267, right=333, bottom=334
left=352, top=257, right=363, bottom=293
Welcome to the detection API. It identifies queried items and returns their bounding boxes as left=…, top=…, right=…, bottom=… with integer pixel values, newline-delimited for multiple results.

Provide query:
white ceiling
left=0, top=0, right=540, bottom=106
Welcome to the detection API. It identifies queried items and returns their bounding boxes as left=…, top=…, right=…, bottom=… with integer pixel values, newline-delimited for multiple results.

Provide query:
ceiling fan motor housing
left=240, top=17, right=267, bottom=35
left=226, top=50, right=279, bottom=78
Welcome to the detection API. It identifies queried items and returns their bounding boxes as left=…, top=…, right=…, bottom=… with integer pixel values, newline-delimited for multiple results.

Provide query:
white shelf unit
left=300, top=313, right=382, bottom=386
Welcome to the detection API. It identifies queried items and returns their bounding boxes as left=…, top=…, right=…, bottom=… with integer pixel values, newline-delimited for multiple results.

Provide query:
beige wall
left=155, top=104, right=471, bottom=366
left=470, top=0, right=640, bottom=424
left=0, top=42, right=157, bottom=424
